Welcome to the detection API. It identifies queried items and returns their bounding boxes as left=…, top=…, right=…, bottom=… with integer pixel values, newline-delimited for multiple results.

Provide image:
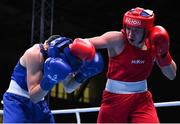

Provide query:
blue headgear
left=48, top=36, right=72, bottom=58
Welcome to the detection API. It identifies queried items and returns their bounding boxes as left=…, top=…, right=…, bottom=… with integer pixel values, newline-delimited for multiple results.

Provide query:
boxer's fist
left=40, top=57, right=72, bottom=91
left=149, top=26, right=170, bottom=56
left=70, top=38, right=96, bottom=61
left=149, top=26, right=172, bottom=67
left=74, top=52, right=104, bottom=83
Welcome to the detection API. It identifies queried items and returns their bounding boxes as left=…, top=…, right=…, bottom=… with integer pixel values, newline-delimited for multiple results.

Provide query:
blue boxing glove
left=74, top=52, right=104, bottom=83
left=47, top=36, right=72, bottom=58
left=63, top=47, right=83, bottom=72
left=40, top=57, right=72, bottom=91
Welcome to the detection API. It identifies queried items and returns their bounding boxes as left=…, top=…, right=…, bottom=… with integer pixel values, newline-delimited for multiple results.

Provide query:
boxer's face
left=125, top=26, right=145, bottom=47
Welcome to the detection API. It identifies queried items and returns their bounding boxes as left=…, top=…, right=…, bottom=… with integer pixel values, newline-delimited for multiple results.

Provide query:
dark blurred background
left=0, top=0, right=179, bottom=123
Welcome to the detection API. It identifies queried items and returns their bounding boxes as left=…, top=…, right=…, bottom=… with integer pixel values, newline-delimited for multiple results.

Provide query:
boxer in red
left=74, top=7, right=177, bottom=123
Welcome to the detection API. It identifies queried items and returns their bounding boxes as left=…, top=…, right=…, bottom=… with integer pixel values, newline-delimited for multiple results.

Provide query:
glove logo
left=48, top=74, right=58, bottom=82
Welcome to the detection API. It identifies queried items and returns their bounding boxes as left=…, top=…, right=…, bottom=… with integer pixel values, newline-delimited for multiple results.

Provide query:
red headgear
left=123, top=7, right=155, bottom=32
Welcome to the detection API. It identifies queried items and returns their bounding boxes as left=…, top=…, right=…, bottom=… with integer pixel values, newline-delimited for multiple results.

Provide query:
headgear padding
left=123, top=7, right=155, bottom=32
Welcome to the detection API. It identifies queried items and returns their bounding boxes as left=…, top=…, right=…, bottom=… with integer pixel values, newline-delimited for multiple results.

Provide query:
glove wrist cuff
left=40, top=76, right=55, bottom=91
left=156, top=52, right=172, bottom=67
left=74, top=72, right=87, bottom=84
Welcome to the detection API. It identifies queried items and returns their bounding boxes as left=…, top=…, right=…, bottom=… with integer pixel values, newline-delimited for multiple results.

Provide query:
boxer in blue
left=2, top=35, right=104, bottom=123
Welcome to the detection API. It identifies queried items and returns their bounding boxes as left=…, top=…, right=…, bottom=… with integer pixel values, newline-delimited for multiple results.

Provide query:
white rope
left=51, top=101, right=180, bottom=123
left=1, top=101, right=180, bottom=114
left=154, top=101, right=180, bottom=107
left=51, top=101, right=180, bottom=114
left=51, top=107, right=100, bottom=114
left=1, top=101, right=180, bottom=123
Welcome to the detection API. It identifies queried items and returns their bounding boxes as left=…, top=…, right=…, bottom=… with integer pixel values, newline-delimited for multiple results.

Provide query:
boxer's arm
left=160, top=60, right=177, bottom=80
left=24, top=46, right=48, bottom=103
left=87, top=31, right=124, bottom=49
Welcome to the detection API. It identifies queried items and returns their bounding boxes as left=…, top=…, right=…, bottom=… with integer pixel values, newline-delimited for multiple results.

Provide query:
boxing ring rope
left=1, top=101, right=180, bottom=123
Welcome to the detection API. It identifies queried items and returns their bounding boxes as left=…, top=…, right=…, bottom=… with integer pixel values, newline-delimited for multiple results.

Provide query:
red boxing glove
left=70, top=38, right=96, bottom=61
left=149, top=26, right=172, bottom=67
